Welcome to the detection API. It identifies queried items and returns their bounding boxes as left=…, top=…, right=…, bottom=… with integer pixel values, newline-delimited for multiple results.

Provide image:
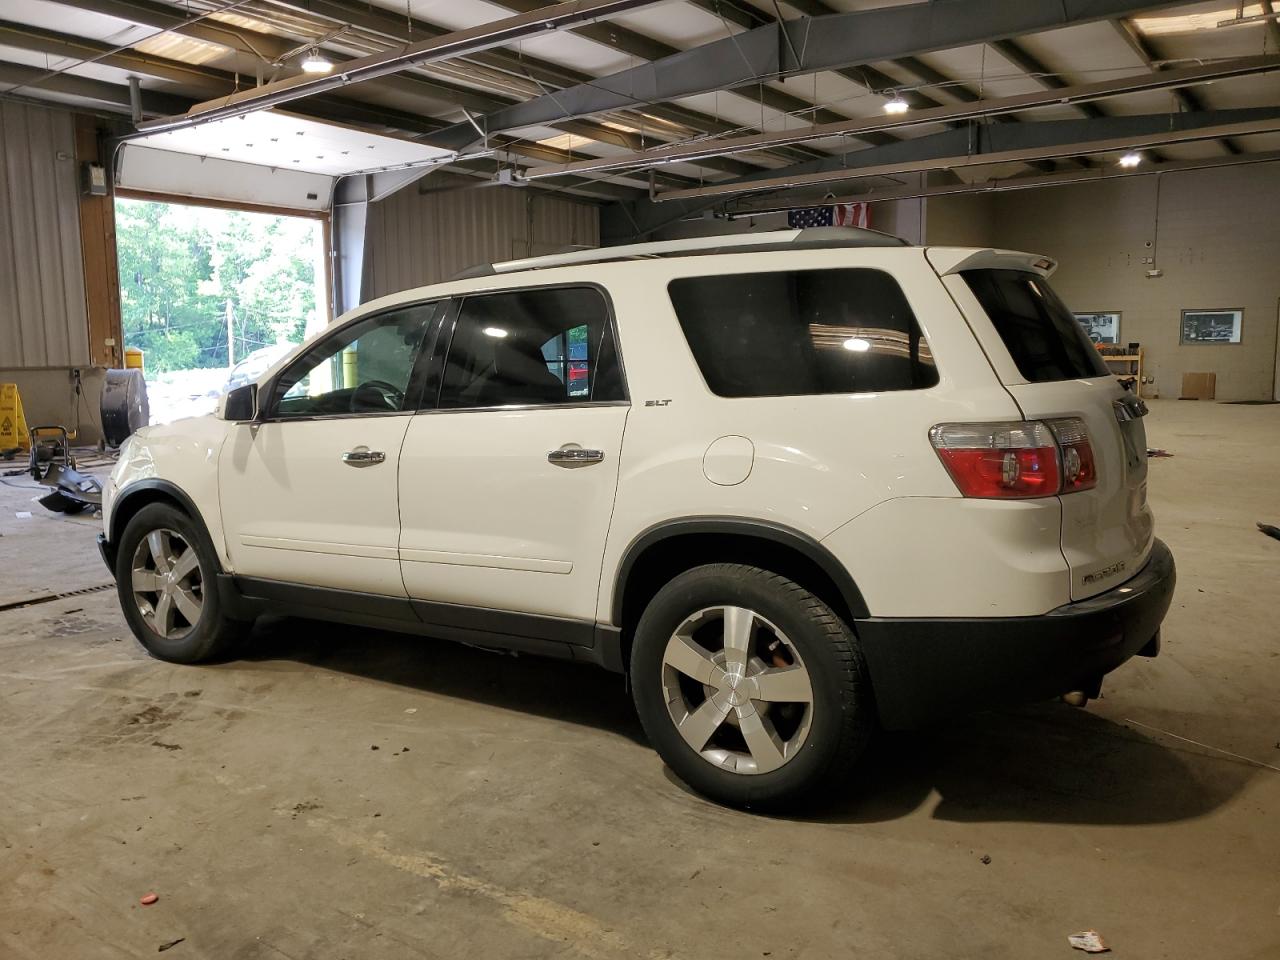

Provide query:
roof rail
left=450, top=226, right=909, bottom=280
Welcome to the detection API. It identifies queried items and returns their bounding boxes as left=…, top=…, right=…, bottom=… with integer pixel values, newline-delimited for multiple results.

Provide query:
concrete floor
left=1, top=399, right=1277, bottom=960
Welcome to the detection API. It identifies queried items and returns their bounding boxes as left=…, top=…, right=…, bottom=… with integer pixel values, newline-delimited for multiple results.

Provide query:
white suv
left=99, top=228, right=1175, bottom=809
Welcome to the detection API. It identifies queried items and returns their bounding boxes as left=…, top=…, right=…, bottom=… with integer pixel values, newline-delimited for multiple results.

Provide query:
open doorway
left=114, top=195, right=329, bottom=423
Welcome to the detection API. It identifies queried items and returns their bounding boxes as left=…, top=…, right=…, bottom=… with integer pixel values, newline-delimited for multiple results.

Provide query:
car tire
left=630, top=563, right=872, bottom=811
left=115, top=502, right=248, bottom=664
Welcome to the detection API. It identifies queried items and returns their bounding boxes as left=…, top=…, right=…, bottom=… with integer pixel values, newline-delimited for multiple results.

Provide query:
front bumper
left=856, top=539, right=1176, bottom=730
left=97, top=533, right=117, bottom=579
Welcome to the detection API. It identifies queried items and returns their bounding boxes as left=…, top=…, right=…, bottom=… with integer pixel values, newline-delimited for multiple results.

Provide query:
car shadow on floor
left=790, top=704, right=1255, bottom=827
left=241, top=618, right=1250, bottom=828
left=239, top=615, right=646, bottom=745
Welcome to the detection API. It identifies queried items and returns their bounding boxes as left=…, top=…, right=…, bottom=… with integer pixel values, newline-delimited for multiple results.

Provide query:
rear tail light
left=929, top=418, right=1096, bottom=499
left=1046, top=417, right=1097, bottom=492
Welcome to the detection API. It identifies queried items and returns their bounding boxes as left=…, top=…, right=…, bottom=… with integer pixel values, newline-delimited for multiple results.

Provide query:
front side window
left=269, top=302, right=440, bottom=418
left=439, top=287, right=625, bottom=409
left=667, top=268, right=938, bottom=398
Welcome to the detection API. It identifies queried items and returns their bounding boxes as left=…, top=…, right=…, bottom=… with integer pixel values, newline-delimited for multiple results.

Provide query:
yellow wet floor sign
left=0, top=383, right=31, bottom=450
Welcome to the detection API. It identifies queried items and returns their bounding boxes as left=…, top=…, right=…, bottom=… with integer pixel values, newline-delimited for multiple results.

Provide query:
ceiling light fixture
left=300, top=49, right=333, bottom=74
left=883, top=92, right=910, bottom=115
left=1118, top=151, right=1143, bottom=168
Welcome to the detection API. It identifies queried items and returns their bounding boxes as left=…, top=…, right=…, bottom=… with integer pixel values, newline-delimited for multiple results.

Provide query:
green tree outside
left=115, top=198, right=322, bottom=376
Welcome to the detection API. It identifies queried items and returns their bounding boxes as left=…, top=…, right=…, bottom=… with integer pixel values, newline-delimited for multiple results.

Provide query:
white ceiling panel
left=4, top=0, right=147, bottom=45
left=128, top=111, right=453, bottom=176
left=1014, top=21, right=1149, bottom=82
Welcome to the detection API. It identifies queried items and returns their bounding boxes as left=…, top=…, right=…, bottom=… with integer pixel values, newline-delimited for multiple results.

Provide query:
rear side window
left=439, top=286, right=626, bottom=409
left=667, top=268, right=938, bottom=398
left=962, top=269, right=1108, bottom=383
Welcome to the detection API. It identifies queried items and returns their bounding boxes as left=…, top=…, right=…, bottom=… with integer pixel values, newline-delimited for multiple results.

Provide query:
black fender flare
left=611, top=516, right=870, bottom=626
left=109, top=478, right=216, bottom=554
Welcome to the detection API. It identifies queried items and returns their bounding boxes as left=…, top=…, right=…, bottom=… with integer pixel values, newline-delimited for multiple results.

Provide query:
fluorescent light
left=883, top=93, right=909, bottom=115
left=482, top=326, right=509, bottom=338
left=300, top=49, right=333, bottom=74
left=843, top=337, right=871, bottom=352
left=1118, top=151, right=1142, bottom=168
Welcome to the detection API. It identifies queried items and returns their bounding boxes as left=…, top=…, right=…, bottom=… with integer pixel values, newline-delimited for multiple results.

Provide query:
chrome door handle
left=548, top=447, right=605, bottom=465
left=342, top=448, right=386, bottom=467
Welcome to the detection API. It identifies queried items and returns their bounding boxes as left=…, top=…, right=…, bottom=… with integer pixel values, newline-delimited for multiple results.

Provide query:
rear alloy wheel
left=632, top=563, right=872, bottom=810
left=661, top=606, right=814, bottom=775
left=116, top=502, right=246, bottom=663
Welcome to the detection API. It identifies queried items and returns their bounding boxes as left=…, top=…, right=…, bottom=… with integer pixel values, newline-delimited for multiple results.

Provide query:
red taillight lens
left=930, top=421, right=1060, bottom=499
left=1046, top=417, right=1098, bottom=492
left=930, top=418, right=1098, bottom=499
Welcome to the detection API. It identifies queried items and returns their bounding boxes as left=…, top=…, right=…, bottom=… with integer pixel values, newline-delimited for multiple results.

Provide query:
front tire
left=630, top=563, right=872, bottom=810
left=115, top=502, right=247, bottom=664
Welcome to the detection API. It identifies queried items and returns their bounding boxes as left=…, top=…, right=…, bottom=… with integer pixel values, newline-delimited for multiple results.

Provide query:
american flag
left=788, top=202, right=869, bottom=229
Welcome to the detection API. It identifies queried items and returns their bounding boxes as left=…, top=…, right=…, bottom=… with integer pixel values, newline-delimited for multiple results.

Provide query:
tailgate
left=934, top=255, right=1154, bottom=600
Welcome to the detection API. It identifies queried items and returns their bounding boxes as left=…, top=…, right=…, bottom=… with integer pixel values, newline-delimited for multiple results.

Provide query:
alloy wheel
left=130, top=528, right=204, bottom=640
left=660, top=605, right=814, bottom=775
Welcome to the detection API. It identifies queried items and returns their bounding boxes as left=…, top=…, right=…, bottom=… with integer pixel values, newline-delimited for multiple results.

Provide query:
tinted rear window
left=667, top=268, right=938, bottom=398
left=962, top=269, right=1108, bottom=382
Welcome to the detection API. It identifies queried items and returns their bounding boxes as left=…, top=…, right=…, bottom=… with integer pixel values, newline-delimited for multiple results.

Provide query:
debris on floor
left=1067, top=930, right=1110, bottom=953
left=1146, top=448, right=1174, bottom=457
left=979, top=854, right=992, bottom=865
left=1257, top=522, right=1280, bottom=542
left=140, top=893, right=159, bottom=906
left=35, top=463, right=102, bottom=514
left=158, top=937, right=185, bottom=952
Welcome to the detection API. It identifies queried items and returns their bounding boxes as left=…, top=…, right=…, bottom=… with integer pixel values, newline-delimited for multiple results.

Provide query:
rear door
left=397, top=284, right=629, bottom=625
left=933, top=252, right=1153, bottom=600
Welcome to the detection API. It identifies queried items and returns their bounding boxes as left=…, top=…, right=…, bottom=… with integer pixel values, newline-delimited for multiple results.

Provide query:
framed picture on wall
left=1181, top=309, right=1242, bottom=344
left=1074, top=312, right=1121, bottom=345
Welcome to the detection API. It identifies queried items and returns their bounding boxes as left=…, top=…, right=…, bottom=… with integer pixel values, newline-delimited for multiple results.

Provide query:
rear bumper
left=856, top=538, right=1175, bottom=730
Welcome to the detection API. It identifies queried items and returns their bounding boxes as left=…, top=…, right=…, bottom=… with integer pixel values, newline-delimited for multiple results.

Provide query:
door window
left=268, top=302, right=441, bottom=418
left=439, top=287, right=625, bottom=409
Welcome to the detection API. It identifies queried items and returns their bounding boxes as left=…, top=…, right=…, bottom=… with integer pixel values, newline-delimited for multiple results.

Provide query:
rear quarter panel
left=594, top=247, right=1025, bottom=623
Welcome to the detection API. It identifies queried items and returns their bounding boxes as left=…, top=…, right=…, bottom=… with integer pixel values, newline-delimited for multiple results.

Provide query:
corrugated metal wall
left=0, top=102, right=89, bottom=368
left=362, top=182, right=599, bottom=301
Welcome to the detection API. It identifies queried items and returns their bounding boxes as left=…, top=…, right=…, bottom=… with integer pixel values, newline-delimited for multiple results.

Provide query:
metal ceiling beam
left=60, top=0, right=658, bottom=151
left=652, top=107, right=1280, bottom=203
left=0, top=17, right=694, bottom=189
left=218, top=0, right=803, bottom=171
left=721, top=148, right=1280, bottom=216
left=424, top=0, right=1196, bottom=151
left=1111, top=18, right=1240, bottom=155
left=132, top=0, right=666, bottom=133
left=0, top=59, right=190, bottom=114
left=484, top=0, right=892, bottom=151
left=516, top=56, right=1280, bottom=181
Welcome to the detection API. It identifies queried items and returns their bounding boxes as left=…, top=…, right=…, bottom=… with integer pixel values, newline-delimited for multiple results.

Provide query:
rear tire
left=115, top=502, right=247, bottom=664
left=630, top=563, right=872, bottom=811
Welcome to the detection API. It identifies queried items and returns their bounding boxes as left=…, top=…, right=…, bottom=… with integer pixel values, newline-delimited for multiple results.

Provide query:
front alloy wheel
left=115, top=502, right=246, bottom=663
left=130, top=528, right=204, bottom=639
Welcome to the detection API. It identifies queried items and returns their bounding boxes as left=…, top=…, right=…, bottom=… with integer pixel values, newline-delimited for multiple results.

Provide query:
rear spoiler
left=925, top=247, right=1057, bottom=278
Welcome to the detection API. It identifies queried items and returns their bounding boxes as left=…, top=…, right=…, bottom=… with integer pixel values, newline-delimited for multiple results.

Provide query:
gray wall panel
left=362, top=181, right=599, bottom=301
left=0, top=102, right=89, bottom=369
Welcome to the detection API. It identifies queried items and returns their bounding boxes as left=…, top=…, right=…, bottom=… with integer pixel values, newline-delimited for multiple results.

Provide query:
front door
left=398, top=285, right=629, bottom=624
left=219, top=301, right=442, bottom=596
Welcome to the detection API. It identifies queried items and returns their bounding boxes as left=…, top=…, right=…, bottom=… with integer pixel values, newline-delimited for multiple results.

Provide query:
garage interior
left=1, top=0, right=1278, bottom=957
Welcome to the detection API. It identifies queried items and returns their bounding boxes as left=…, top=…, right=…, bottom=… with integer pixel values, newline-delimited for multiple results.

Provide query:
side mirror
left=222, top=384, right=258, bottom=422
